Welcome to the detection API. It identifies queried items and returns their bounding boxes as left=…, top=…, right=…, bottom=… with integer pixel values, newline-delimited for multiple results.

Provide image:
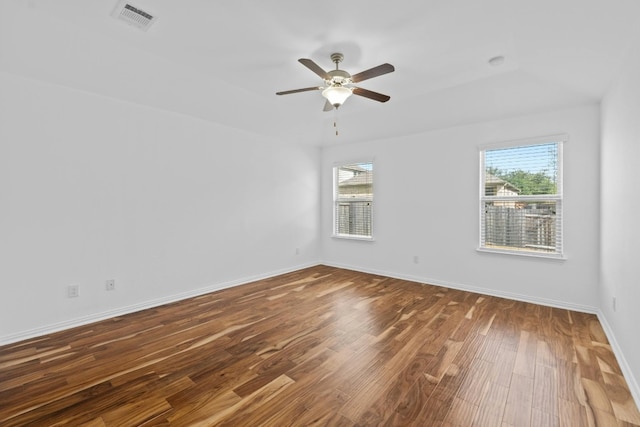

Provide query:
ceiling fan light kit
left=276, top=52, right=394, bottom=111
left=322, top=85, right=352, bottom=108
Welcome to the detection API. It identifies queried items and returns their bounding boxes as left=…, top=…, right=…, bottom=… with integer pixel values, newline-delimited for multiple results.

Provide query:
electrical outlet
left=105, top=279, right=115, bottom=291
left=295, top=248, right=300, bottom=255
left=413, top=255, right=419, bottom=264
left=67, top=285, right=79, bottom=298
left=612, top=296, right=617, bottom=312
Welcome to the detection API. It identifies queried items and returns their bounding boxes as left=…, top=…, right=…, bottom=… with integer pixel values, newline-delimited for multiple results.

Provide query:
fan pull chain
left=334, top=107, right=339, bottom=136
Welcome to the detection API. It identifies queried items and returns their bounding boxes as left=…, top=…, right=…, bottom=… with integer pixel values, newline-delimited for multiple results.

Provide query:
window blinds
left=334, top=162, right=373, bottom=238
left=481, top=141, right=563, bottom=256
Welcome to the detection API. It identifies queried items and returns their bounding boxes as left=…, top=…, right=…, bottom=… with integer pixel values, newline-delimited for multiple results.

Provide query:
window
left=480, top=136, right=564, bottom=257
left=333, top=162, right=373, bottom=239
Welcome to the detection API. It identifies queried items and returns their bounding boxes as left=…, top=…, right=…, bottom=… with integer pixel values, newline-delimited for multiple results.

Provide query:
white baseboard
left=596, top=310, right=640, bottom=411
left=321, top=260, right=598, bottom=314
left=0, top=262, right=319, bottom=346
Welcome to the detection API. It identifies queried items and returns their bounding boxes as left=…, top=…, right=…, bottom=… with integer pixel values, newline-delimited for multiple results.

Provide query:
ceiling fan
left=276, top=53, right=395, bottom=111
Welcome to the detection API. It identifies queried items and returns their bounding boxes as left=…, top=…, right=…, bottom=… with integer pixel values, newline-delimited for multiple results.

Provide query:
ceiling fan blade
left=276, top=86, right=322, bottom=96
left=351, top=63, right=395, bottom=83
left=352, top=87, right=391, bottom=103
left=323, top=100, right=334, bottom=112
left=298, top=58, right=330, bottom=80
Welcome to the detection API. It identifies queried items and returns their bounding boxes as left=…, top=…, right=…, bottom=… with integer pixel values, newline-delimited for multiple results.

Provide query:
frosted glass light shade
left=322, top=86, right=352, bottom=107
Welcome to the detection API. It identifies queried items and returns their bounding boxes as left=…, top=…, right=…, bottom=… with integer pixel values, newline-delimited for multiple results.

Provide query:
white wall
left=600, top=40, right=640, bottom=403
left=321, top=105, right=601, bottom=310
left=0, top=71, right=320, bottom=342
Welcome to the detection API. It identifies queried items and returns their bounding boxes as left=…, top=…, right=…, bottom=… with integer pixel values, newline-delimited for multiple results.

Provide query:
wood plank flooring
left=1, top=265, right=639, bottom=426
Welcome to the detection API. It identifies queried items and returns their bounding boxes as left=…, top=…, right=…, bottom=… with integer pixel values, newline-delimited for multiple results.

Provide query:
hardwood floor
left=1, top=265, right=639, bottom=426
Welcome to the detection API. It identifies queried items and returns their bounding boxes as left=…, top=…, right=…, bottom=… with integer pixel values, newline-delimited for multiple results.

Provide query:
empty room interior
left=2, top=1, right=640, bottom=425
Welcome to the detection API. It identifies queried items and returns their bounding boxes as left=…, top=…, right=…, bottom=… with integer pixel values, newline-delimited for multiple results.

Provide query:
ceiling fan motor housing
left=326, top=69, right=352, bottom=87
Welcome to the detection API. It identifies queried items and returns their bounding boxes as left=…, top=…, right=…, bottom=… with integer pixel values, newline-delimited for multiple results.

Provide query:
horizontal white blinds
left=484, top=142, right=559, bottom=196
left=481, top=141, right=562, bottom=255
left=334, top=162, right=373, bottom=238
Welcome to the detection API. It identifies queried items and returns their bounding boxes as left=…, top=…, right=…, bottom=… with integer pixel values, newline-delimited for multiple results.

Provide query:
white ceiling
left=2, top=0, right=640, bottom=145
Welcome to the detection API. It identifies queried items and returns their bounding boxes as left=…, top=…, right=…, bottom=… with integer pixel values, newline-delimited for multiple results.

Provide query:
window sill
left=332, top=234, right=375, bottom=242
left=476, top=247, right=566, bottom=261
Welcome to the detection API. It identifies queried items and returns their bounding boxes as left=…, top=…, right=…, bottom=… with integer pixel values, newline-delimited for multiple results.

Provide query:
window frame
left=478, top=135, right=566, bottom=259
left=332, top=161, right=374, bottom=241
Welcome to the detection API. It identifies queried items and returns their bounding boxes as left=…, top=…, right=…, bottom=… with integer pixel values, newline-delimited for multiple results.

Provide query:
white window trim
left=478, top=135, right=567, bottom=259
left=332, top=160, right=375, bottom=241
left=332, top=234, right=375, bottom=242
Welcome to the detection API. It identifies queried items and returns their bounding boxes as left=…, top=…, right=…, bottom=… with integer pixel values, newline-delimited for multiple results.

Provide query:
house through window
left=480, top=137, right=564, bottom=257
left=333, top=162, right=373, bottom=239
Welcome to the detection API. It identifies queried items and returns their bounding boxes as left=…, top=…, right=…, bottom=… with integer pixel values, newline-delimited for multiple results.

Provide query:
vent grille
left=112, top=2, right=156, bottom=31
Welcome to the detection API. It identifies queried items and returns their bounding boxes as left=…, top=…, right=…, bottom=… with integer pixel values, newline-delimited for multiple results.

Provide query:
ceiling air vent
left=112, top=2, right=156, bottom=31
